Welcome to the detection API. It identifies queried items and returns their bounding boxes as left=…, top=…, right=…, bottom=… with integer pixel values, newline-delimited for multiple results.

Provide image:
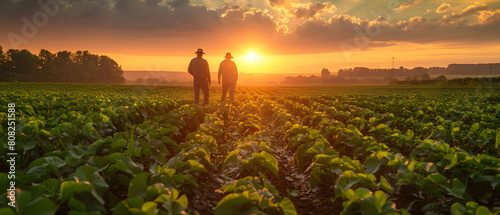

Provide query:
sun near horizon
left=243, top=52, right=262, bottom=62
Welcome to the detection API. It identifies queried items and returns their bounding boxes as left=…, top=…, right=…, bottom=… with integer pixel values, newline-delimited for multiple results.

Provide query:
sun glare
left=245, top=51, right=261, bottom=61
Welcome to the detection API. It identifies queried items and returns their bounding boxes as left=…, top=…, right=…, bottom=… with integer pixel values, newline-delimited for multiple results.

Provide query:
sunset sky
left=1, top=0, right=500, bottom=74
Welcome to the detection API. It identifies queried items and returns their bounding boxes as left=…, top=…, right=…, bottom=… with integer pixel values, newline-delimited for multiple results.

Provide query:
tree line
left=0, top=45, right=125, bottom=84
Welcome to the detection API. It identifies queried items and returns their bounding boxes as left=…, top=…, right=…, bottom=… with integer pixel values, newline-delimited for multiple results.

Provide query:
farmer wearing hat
left=188, top=48, right=211, bottom=106
left=218, top=52, right=238, bottom=103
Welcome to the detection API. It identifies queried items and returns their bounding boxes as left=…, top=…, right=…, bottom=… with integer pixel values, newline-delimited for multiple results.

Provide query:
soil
left=271, top=145, right=343, bottom=214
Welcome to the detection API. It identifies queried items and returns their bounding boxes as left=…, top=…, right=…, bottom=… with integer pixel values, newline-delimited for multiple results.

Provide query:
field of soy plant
left=1, top=82, right=500, bottom=215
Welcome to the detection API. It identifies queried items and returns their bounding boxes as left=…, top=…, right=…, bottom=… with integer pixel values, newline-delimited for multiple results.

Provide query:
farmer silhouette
left=188, top=48, right=211, bottom=106
left=218, top=52, right=238, bottom=103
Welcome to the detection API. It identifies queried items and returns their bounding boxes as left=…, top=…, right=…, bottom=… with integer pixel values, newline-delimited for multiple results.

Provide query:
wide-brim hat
left=225, top=52, right=233, bottom=58
left=195, top=48, right=205, bottom=54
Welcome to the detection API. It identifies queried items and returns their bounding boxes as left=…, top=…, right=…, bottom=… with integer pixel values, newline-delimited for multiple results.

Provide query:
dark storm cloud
left=0, top=0, right=221, bottom=31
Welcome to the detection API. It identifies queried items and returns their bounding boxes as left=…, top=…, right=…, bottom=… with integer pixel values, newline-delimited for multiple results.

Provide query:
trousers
left=221, top=80, right=236, bottom=103
left=194, top=78, right=209, bottom=105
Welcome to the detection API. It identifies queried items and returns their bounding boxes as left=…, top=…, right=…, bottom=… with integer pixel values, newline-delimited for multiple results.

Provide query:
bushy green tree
left=0, top=45, right=126, bottom=84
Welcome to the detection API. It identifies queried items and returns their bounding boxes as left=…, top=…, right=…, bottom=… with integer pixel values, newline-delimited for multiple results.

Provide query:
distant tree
left=418, top=73, right=431, bottom=80
left=0, top=46, right=126, bottom=84
left=0, top=45, right=4, bottom=63
left=321, top=68, right=330, bottom=85
left=53, top=51, right=74, bottom=82
left=98, top=55, right=125, bottom=84
left=0, top=45, right=7, bottom=81
left=405, top=76, right=416, bottom=81
left=38, top=49, right=55, bottom=65
left=434, top=75, right=447, bottom=81
left=135, top=78, right=145, bottom=85
left=321, top=68, right=330, bottom=79
left=383, top=76, right=398, bottom=84
left=73, top=50, right=99, bottom=83
left=147, top=78, right=161, bottom=85
left=7, top=49, right=39, bottom=82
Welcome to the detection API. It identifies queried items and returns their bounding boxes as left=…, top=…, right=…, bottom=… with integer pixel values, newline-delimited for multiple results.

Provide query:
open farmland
left=1, top=83, right=500, bottom=215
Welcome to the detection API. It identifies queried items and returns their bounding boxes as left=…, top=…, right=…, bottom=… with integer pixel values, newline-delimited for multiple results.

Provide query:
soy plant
left=113, top=166, right=190, bottom=215
left=214, top=174, right=297, bottom=215
left=223, top=139, right=279, bottom=178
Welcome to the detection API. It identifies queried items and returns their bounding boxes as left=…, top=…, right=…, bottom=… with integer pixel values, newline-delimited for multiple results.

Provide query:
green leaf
left=295, top=144, right=308, bottom=170
left=373, top=191, right=387, bottom=211
left=475, top=206, right=493, bottom=215
left=379, top=176, right=392, bottom=193
left=175, top=194, right=189, bottom=211
left=336, top=171, right=360, bottom=192
left=24, top=197, right=57, bottom=215
left=74, top=165, right=109, bottom=196
left=116, top=156, right=144, bottom=176
left=223, top=150, right=238, bottom=169
left=309, top=167, right=322, bottom=188
left=451, top=202, right=466, bottom=214
left=112, top=139, right=128, bottom=151
left=469, top=123, right=480, bottom=135
left=28, top=156, right=66, bottom=169
left=364, top=155, right=382, bottom=174
left=278, top=197, right=297, bottom=215
left=113, top=196, right=144, bottom=215
left=141, top=201, right=158, bottom=215
left=145, top=183, right=168, bottom=201
left=128, top=172, right=151, bottom=198
left=359, top=197, right=379, bottom=215
left=0, top=208, right=15, bottom=215
left=344, top=188, right=371, bottom=201
left=24, top=105, right=35, bottom=115
left=495, top=131, right=500, bottom=150
left=449, top=178, right=466, bottom=199
left=173, top=173, right=198, bottom=187
left=127, top=131, right=135, bottom=158
left=160, top=127, right=173, bottom=135
left=68, top=197, right=86, bottom=212
left=214, top=193, right=258, bottom=215
left=100, top=113, right=110, bottom=123
left=60, top=181, right=94, bottom=202
left=450, top=153, right=459, bottom=168
left=40, top=178, right=60, bottom=197
left=426, top=173, right=447, bottom=185
left=19, top=136, right=37, bottom=151
left=188, top=160, right=208, bottom=173
left=262, top=151, right=279, bottom=177
left=16, top=190, right=33, bottom=214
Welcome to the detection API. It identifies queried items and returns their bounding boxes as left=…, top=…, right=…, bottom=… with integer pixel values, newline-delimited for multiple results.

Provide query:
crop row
left=0, top=83, right=499, bottom=215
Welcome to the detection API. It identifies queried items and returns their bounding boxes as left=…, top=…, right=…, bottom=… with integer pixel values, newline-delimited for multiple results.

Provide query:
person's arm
left=218, top=62, right=222, bottom=85
left=205, top=60, right=211, bottom=85
left=234, top=61, right=238, bottom=81
left=187, top=59, right=194, bottom=76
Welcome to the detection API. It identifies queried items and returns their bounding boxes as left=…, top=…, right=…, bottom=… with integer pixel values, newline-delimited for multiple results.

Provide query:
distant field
left=1, top=83, right=499, bottom=214
left=123, top=71, right=311, bottom=85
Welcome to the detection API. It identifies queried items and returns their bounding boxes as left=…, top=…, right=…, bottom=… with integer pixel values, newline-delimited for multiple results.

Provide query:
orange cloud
left=436, top=3, right=451, bottom=13
left=477, top=9, right=500, bottom=24
left=440, top=3, right=488, bottom=24
left=393, top=0, right=422, bottom=11
left=290, top=2, right=336, bottom=19
left=267, top=0, right=336, bottom=19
